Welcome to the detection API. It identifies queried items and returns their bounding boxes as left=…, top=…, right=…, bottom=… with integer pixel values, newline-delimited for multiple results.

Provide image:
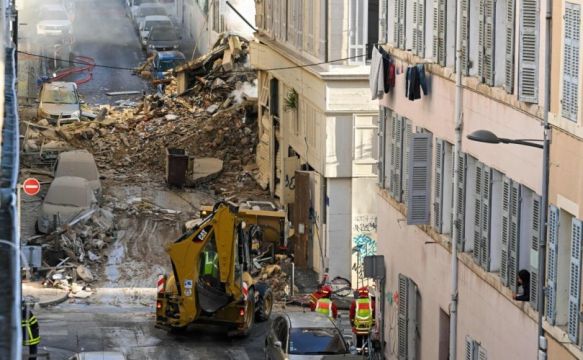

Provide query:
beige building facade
left=373, top=0, right=583, bottom=357
left=250, top=0, right=380, bottom=283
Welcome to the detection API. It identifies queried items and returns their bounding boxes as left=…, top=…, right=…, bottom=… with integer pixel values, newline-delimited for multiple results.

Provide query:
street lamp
left=467, top=129, right=550, bottom=357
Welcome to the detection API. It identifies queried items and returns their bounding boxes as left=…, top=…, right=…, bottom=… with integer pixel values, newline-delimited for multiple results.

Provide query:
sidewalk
left=22, top=282, right=69, bottom=308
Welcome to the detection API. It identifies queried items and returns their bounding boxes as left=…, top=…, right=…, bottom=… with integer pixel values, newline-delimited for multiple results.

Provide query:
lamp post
left=467, top=129, right=549, bottom=358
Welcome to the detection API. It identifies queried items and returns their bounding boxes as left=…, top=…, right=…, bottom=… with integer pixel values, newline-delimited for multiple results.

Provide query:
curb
left=37, top=290, right=70, bottom=308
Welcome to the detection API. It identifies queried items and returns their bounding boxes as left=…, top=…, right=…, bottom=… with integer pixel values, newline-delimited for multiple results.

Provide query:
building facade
left=250, top=0, right=380, bottom=283
left=371, top=0, right=582, bottom=357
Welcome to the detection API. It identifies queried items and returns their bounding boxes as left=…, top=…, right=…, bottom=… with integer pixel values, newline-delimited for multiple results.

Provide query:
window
left=393, top=0, right=406, bottom=48
left=398, top=274, right=420, bottom=360
left=353, top=114, right=379, bottom=177
left=465, top=336, right=487, bottom=360
left=504, top=0, right=516, bottom=93
left=518, top=0, right=539, bottom=102
left=433, top=0, right=447, bottom=65
left=349, top=0, right=379, bottom=63
left=470, top=161, right=493, bottom=270
left=561, top=2, right=581, bottom=122
left=412, top=0, right=426, bottom=56
left=568, top=218, right=582, bottom=343
left=454, top=152, right=467, bottom=250
left=433, top=139, right=454, bottom=234
left=287, top=0, right=303, bottom=48
left=407, top=133, right=432, bottom=225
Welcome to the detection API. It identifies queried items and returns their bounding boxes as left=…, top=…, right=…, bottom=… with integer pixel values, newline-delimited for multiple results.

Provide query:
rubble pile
left=254, top=255, right=296, bottom=301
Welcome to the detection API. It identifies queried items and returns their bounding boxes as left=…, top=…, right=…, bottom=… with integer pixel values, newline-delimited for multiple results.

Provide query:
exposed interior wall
left=350, top=177, right=377, bottom=288
left=325, top=114, right=353, bottom=178
left=326, top=178, right=352, bottom=279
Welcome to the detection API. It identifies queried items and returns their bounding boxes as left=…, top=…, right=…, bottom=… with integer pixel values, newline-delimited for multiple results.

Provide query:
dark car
left=146, top=25, right=180, bottom=55
left=265, top=312, right=350, bottom=359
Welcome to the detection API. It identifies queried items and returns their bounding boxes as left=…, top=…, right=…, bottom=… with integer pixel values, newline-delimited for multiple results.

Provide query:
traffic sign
left=22, top=178, right=41, bottom=196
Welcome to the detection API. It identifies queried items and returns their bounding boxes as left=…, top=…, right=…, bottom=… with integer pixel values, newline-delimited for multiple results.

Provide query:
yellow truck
left=155, top=201, right=275, bottom=336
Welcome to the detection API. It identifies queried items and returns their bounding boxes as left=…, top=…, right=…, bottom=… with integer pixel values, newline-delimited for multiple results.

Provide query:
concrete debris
left=253, top=255, right=293, bottom=301
left=76, top=265, right=94, bottom=282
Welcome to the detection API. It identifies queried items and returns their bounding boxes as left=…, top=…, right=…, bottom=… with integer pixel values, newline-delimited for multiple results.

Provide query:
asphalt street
left=34, top=303, right=270, bottom=360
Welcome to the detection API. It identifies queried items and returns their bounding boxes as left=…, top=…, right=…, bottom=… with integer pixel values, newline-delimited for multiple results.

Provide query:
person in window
left=513, top=269, right=531, bottom=301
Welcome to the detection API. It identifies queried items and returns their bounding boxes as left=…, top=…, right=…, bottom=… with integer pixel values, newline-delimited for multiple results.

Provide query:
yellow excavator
left=155, top=201, right=275, bottom=336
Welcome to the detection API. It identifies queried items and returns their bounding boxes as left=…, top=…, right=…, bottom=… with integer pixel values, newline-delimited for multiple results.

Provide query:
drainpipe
left=450, top=0, right=465, bottom=357
left=538, top=0, right=552, bottom=355
left=324, top=0, right=328, bottom=63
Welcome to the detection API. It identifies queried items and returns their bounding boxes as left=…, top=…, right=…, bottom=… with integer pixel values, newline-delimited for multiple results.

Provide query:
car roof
left=138, top=3, right=164, bottom=9
left=144, top=15, right=171, bottom=21
left=156, top=51, right=185, bottom=60
left=43, top=82, right=76, bottom=91
left=78, top=352, right=126, bottom=360
left=281, top=312, right=338, bottom=328
left=51, top=176, right=91, bottom=190
left=58, top=150, right=95, bottom=162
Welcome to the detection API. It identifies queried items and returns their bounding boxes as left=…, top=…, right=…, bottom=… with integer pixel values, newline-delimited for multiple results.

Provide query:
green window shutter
left=434, top=139, right=444, bottom=232
left=461, top=0, right=470, bottom=74
left=505, top=0, right=516, bottom=93
left=480, top=166, right=492, bottom=270
left=407, top=133, right=433, bottom=225
left=402, top=119, right=413, bottom=204
left=500, top=177, right=511, bottom=286
left=546, top=205, right=560, bottom=325
left=518, top=0, right=539, bottom=102
left=508, top=181, right=521, bottom=291
left=390, top=113, right=403, bottom=201
left=568, top=218, right=583, bottom=342
left=398, top=274, right=409, bottom=359
left=562, top=2, right=580, bottom=122
left=529, top=194, right=541, bottom=310
left=455, top=152, right=467, bottom=250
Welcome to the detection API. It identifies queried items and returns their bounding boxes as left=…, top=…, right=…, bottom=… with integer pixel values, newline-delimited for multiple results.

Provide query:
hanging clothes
left=417, top=64, right=428, bottom=95
left=369, top=45, right=385, bottom=100
left=378, top=46, right=395, bottom=93
left=405, top=64, right=429, bottom=101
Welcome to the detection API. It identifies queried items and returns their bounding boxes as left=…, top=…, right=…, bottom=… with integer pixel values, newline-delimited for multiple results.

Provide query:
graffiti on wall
left=351, top=215, right=378, bottom=288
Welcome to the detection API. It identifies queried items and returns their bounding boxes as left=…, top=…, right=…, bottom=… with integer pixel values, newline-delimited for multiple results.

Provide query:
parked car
left=37, top=81, right=82, bottom=125
left=36, top=4, right=72, bottom=38
left=68, top=352, right=126, bottom=360
left=145, top=25, right=180, bottom=55
left=139, top=15, right=173, bottom=48
left=54, top=150, right=102, bottom=197
left=265, top=312, right=350, bottom=359
left=132, top=3, right=166, bottom=29
left=152, top=50, right=185, bottom=79
left=126, top=0, right=156, bottom=18
left=36, top=176, right=97, bottom=234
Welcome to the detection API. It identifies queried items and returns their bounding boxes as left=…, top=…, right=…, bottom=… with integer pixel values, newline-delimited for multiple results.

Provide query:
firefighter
left=349, top=287, right=375, bottom=351
left=22, top=302, right=40, bottom=360
left=312, top=285, right=338, bottom=319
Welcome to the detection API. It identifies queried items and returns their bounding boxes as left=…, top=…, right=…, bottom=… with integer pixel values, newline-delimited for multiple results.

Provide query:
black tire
left=240, top=288, right=255, bottom=336
left=169, top=325, right=188, bottom=334
left=255, top=288, right=273, bottom=322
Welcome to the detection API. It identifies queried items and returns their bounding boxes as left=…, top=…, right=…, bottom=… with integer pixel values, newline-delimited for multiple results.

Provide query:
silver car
left=54, top=150, right=102, bottom=197
left=37, top=82, right=82, bottom=125
left=36, top=176, right=97, bottom=234
left=265, top=312, right=350, bottom=359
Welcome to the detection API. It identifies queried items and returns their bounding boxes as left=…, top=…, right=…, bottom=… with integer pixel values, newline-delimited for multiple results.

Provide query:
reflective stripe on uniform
left=315, top=298, right=333, bottom=317
left=22, top=315, right=40, bottom=346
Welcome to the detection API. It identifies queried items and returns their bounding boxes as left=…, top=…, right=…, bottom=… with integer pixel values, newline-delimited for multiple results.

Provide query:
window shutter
left=265, top=0, right=273, bottom=33
left=407, top=133, right=432, bottom=225
left=272, top=0, right=280, bottom=40
left=438, top=0, right=447, bottom=65
left=478, top=0, right=485, bottom=78
left=413, top=0, right=419, bottom=54
left=518, top=0, right=539, bottom=102
left=349, top=0, right=367, bottom=63
left=484, top=0, right=496, bottom=85
left=402, top=119, right=413, bottom=205
left=434, top=139, right=444, bottom=232
left=455, top=152, right=467, bottom=250
left=500, top=177, right=511, bottom=286
left=395, top=0, right=406, bottom=48
left=413, top=0, right=425, bottom=56
left=398, top=274, right=409, bottom=359
left=433, top=0, right=439, bottom=59
left=568, top=218, right=583, bottom=342
left=296, top=0, right=303, bottom=48
left=390, top=113, right=403, bottom=201
left=287, top=0, right=294, bottom=44
left=473, top=164, right=483, bottom=263
left=256, top=0, right=265, bottom=29
left=530, top=194, right=541, bottom=310
left=480, top=166, right=492, bottom=270
left=508, top=181, right=521, bottom=291
left=379, top=0, right=388, bottom=43
left=561, top=3, right=580, bottom=122
left=306, top=0, right=314, bottom=51
left=478, top=346, right=487, bottom=360
left=465, top=336, right=476, bottom=360
left=505, top=0, right=516, bottom=93
left=461, top=0, right=470, bottom=74
left=546, top=205, right=560, bottom=325
left=378, top=108, right=386, bottom=186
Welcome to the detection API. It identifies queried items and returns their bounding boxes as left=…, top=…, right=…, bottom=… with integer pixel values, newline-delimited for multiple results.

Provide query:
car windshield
left=145, top=20, right=171, bottom=31
left=55, top=159, right=99, bottom=181
left=42, top=9, right=68, bottom=21
left=140, top=7, right=166, bottom=17
left=158, top=59, right=183, bottom=71
left=41, top=87, right=77, bottom=104
left=134, top=0, right=155, bottom=5
left=45, top=182, right=90, bottom=207
left=149, top=28, right=177, bottom=41
left=288, top=328, right=347, bottom=355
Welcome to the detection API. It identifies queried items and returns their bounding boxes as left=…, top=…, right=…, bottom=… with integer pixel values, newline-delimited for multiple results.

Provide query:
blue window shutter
left=529, top=194, right=541, bottom=310
left=407, top=133, right=433, bottom=225
left=568, top=218, right=583, bottom=342
left=546, top=205, right=560, bottom=325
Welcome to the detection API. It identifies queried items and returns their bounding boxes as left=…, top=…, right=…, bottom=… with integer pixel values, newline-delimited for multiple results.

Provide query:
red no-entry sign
left=22, top=178, right=41, bottom=196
